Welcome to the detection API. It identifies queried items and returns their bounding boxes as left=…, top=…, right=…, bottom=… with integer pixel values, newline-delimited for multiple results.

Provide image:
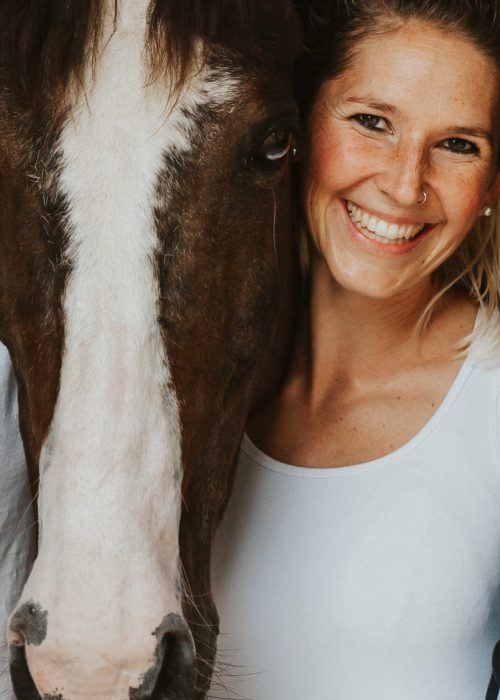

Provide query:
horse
left=0, top=1, right=302, bottom=697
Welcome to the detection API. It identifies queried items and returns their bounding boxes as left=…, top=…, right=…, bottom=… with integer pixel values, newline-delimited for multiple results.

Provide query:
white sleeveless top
left=209, top=356, right=500, bottom=700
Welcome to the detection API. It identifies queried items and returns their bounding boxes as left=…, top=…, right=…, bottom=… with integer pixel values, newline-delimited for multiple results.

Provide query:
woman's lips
left=341, top=199, right=435, bottom=254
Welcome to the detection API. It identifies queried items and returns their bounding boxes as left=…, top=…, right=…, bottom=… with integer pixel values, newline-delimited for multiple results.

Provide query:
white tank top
left=209, top=357, right=500, bottom=700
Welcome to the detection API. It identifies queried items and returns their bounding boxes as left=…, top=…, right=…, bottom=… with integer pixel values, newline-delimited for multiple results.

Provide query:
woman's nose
left=377, top=143, right=427, bottom=208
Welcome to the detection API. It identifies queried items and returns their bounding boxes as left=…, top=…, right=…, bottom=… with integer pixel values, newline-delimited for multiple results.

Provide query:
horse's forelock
left=0, top=0, right=297, bottom=114
left=147, top=0, right=300, bottom=82
left=0, top=0, right=103, bottom=113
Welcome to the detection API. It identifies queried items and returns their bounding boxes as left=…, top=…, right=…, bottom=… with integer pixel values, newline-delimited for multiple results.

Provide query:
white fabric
left=209, top=356, right=500, bottom=700
left=0, top=343, right=35, bottom=699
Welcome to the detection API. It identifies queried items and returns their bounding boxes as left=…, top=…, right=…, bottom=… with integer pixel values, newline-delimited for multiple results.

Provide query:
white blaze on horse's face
left=7, top=2, right=237, bottom=697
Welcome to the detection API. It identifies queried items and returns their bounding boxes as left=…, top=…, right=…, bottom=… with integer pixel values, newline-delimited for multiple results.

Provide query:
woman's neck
left=295, top=258, right=471, bottom=398
left=247, top=258, right=477, bottom=465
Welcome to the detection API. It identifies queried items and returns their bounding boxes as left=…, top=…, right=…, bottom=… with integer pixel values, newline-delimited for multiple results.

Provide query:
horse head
left=0, top=1, right=302, bottom=697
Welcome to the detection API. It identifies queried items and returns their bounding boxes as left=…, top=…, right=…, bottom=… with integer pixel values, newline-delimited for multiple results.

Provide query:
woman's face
left=304, top=21, right=500, bottom=300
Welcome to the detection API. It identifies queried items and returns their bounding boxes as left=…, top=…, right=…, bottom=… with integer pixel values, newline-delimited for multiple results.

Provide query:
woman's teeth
left=346, top=201, right=426, bottom=244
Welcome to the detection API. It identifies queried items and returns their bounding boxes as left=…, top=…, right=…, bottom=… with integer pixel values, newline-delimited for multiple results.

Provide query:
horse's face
left=0, top=1, right=301, bottom=698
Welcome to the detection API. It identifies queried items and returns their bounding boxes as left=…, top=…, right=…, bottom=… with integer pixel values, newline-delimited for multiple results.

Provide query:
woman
left=208, top=1, right=500, bottom=699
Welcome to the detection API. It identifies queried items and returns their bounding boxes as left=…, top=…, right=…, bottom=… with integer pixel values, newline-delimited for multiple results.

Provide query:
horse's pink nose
left=9, top=604, right=197, bottom=700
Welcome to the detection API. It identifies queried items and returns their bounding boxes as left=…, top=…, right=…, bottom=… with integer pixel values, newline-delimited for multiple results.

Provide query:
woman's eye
left=352, top=113, right=388, bottom=131
left=441, top=137, right=479, bottom=155
left=260, top=128, right=294, bottom=161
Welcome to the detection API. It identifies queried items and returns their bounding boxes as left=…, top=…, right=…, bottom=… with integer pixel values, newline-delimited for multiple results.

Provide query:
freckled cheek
left=305, top=129, right=372, bottom=195
left=450, top=189, right=484, bottom=235
left=443, top=171, right=489, bottom=228
left=303, top=148, right=336, bottom=195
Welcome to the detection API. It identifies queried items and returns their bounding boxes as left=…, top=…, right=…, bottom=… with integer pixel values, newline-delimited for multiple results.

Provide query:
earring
left=482, top=205, right=493, bottom=217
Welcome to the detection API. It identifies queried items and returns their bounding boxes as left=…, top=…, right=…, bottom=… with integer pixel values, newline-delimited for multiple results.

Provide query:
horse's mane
left=0, top=0, right=261, bottom=112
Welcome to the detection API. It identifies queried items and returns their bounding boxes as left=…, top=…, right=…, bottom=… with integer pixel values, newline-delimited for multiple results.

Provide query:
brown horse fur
left=0, top=1, right=302, bottom=698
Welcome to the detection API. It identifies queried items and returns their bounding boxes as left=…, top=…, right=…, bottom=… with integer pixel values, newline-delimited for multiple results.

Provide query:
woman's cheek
left=443, top=161, right=494, bottom=216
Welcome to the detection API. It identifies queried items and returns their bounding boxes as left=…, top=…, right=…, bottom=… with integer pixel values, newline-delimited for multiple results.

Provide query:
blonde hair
left=424, top=202, right=500, bottom=362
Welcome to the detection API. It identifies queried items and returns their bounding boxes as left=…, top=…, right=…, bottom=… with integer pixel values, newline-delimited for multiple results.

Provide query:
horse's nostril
left=9, top=600, right=48, bottom=647
left=9, top=608, right=195, bottom=700
left=130, top=613, right=197, bottom=700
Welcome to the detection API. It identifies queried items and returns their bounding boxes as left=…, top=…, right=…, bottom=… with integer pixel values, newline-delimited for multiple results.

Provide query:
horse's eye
left=241, top=118, right=299, bottom=175
left=261, top=128, right=294, bottom=161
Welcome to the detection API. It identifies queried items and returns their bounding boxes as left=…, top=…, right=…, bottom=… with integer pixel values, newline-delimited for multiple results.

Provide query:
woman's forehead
left=320, top=21, right=500, bottom=130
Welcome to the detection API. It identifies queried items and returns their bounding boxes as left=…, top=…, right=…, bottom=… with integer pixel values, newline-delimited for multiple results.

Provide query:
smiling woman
left=304, top=20, right=500, bottom=300
left=208, top=2, right=500, bottom=700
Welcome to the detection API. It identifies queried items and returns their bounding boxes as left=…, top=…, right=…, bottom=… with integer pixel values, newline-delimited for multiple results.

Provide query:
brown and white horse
left=0, top=1, right=302, bottom=697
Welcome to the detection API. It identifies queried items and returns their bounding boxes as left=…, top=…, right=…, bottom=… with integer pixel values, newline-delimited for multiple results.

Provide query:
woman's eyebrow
left=345, top=96, right=396, bottom=113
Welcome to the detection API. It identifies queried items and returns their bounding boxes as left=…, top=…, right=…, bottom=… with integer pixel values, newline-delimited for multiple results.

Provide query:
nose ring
left=418, top=190, right=427, bottom=204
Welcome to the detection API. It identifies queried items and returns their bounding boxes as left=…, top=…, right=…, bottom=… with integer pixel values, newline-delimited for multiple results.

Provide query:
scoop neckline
left=241, top=354, right=474, bottom=479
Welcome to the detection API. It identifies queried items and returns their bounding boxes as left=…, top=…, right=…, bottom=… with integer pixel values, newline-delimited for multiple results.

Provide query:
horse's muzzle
left=9, top=613, right=197, bottom=700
